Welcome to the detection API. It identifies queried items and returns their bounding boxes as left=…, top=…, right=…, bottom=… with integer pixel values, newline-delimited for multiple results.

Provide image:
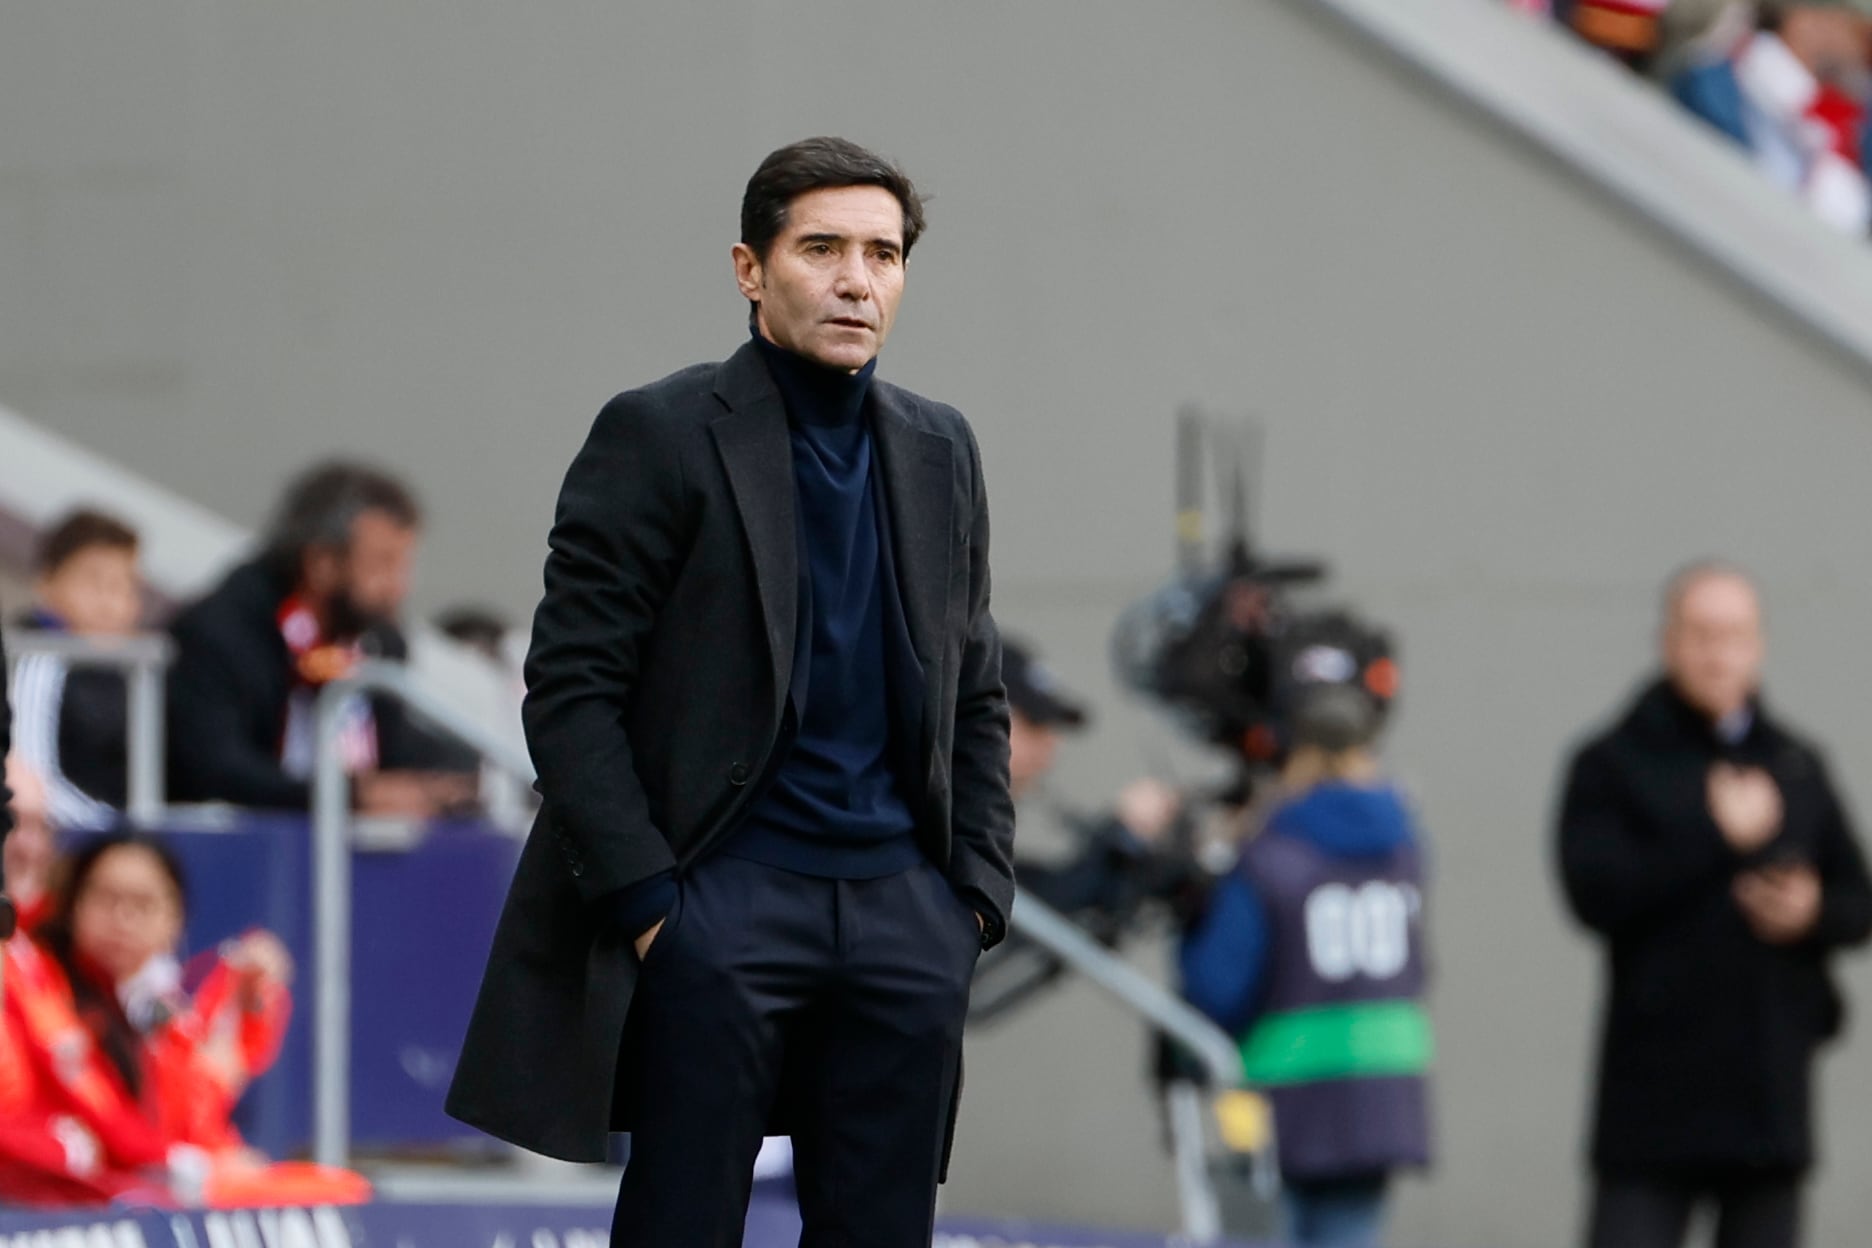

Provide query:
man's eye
left=807, top=243, right=833, bottom=256
left=873, top=250, right=900, bottom=265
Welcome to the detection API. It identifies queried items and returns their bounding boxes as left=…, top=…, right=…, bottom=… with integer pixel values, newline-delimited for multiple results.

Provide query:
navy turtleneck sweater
left=723, top=332, right=922, bottom=878
left=602, top=331, right=921, bottom=942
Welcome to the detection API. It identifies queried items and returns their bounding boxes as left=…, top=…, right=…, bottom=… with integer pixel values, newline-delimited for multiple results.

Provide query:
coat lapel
left=870, top=385, right=954, bottom=673
left=710, top=342, right=796, bottom=725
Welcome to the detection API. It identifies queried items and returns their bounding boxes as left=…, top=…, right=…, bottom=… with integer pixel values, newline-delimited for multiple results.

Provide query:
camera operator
left=1001, top=640, right=1183, bottom=915
left=1177, top=682, right=1431, bottom=1248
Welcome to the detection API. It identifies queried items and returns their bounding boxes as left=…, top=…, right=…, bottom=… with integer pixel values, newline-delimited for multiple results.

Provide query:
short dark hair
left=262, top=460, right=421, bottom=575
left=740, top=136, right=927, bottom=262
left=36, top=508, right=139, bottom=575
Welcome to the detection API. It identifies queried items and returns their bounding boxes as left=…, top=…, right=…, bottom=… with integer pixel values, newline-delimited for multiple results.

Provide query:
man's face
left=733, top=185, right=907, bottom=372
left=1664, top=573, right=1765, bottom=722
left=37, top=545, right=141, bottom=636
left=305, top=508, right=417, bottom=638
left=1008, top=710, right=1062, bottom=801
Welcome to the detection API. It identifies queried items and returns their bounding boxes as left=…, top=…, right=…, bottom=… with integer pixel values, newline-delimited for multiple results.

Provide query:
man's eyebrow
left=794, top=231, right=902, bottom=251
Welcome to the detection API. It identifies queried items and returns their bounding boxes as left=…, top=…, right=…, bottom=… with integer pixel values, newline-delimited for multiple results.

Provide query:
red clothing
left=0, top=936, right=168, bottom=1206
left=145, top=955, right=291, bottom=1154
left=0, top=936, right=366, bottom=1208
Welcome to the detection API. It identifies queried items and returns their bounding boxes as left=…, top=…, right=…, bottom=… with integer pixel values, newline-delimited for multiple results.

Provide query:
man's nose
left=832, top=251, right=871, bottom=301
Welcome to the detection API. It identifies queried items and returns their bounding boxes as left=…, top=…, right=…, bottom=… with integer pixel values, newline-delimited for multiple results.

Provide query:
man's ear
left=731, top=242, right=764, bottom=302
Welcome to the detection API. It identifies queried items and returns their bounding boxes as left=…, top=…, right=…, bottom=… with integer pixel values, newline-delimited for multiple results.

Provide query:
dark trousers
left=611, top=852, right=980, bottom=1248
left=1586, top=1172, right=1803, bottom=1248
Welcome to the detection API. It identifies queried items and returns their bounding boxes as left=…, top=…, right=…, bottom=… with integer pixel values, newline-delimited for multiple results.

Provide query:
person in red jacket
left=0, top=831, right=369, bottom=1207
left=0, top=928, right=172, bottom=1206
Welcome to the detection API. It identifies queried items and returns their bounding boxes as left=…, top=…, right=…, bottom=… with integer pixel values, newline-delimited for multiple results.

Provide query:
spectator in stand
left=1557, top=0, right=1677, bottom=71
left=0, top=777, right=170, bottom=1208
left=434, top=603, right=525, bottom=710
left=11, top=509, right=145, bottom=830
left=166, top=462, right=475, bottom=817
left=0, top=831, right=369, bottom=1207
left=1672, top=1, right=1872, bottom=233
left=434, top=604, right=515, bottom=667
left=1557, top=564, right=1872, bottom=1248
left=3, top=758, right=57, bottom=935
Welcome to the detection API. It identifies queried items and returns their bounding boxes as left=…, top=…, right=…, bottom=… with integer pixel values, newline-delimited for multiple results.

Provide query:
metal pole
left=311, top=679, right=357, bottom=1170
left=1009, top=891, right=1244, bottom=1088
left=1167, top=1080, right=1224, bottom=1243
left=124, top=657, right=165, bottom=825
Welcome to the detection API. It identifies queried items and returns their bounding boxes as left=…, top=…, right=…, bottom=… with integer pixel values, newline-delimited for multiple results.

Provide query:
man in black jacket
left=167, top=462, right=474, bottom=816
left=1558, top=563, right=1872, bottom=1248
left=447, top=137, right=1014, bottom=1247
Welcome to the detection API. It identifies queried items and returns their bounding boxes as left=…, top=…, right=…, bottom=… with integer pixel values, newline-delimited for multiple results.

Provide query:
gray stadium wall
left=6, top=3, right=1872, bottom=1244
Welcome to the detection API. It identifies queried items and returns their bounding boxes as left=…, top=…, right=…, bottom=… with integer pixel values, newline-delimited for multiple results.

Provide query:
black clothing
left=9, top=607, right=127, bottom=820
left=166, top=558, right=466, bottom=809
left=57, top=668, right=128, bottom=808
left=1557, top=679, right=1872, bottom=1175
left=727, top=332, right=920, bottom=880
left=446, top=340, right=1014, bottom=1163
left=609, top=853, right=976, bottom=1247
left=1587, top=1171, right=1801, bottom=1248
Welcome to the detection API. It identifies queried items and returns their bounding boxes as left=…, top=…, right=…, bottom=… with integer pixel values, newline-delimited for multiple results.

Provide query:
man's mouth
left=828, top=317, right=872, bottom=331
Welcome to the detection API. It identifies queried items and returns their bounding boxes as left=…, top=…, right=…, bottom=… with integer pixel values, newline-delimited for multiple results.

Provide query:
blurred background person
left=1177, top=678, right=1432, bottom=1248
left=1557, top=563, right=1872, bottom=1248
left=10, top=509, right=143, bottom=830
left=3, top=830, right=368, bottom=1207
left=432, top=605, right=517, bottom=669
left=1557, top=0, right=1676, bottom=70
left=3, top=757, right=57, bottom=936
left=0, top=780, right=171, bottom=1207
left=35, top=835, right=290, bottom=1163
left=1669, top=0, right=1872, bottom=233
left=1002, top=638, right=1186, bottom=916
left=166, top=461, right=475, bottom=817
left=1004, top=638, right=1090, bottom=802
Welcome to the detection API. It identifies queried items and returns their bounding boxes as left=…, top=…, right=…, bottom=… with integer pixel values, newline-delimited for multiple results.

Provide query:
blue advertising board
left=140, top=813, right=520, bottom=1157
left=0, top=1198, right=1257, bottom=1247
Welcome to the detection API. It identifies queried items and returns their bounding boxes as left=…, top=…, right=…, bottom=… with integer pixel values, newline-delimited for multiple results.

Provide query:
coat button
left=729, top=763, right=750, bottom=786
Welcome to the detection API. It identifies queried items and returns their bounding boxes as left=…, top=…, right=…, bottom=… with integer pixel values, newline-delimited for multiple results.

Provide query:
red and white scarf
left=276, top=595, right=379, bottom=780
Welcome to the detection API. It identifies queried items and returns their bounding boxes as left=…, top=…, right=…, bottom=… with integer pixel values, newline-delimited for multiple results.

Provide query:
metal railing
left=1007, top=892, right=1247, bottom=1241
left=2, top=630, right=173, bottom=825
left=310, top=661, right=533, bottom=1169
left=311, top=661, right=1251, bottom=1236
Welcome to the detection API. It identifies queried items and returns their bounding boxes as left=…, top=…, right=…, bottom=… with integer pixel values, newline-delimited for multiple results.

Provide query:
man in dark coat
left=166, top=462, right=475, bottom=816
left=445, top=137, right=1014, bottom=1246
left=1557, top=563, right=1872, bottom=1248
